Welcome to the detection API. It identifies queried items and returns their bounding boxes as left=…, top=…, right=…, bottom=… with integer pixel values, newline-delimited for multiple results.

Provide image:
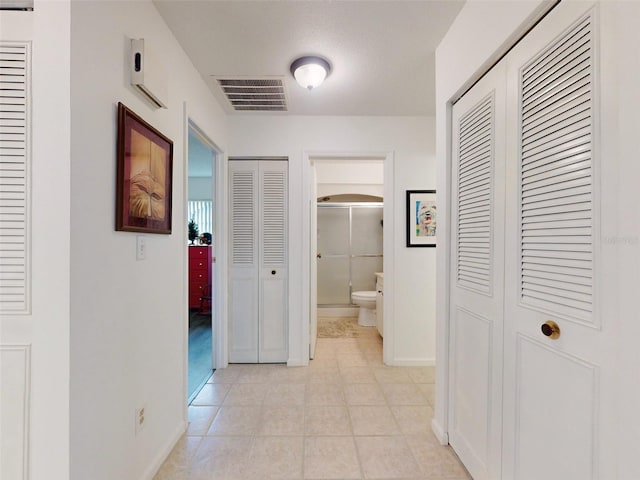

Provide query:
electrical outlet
left=135, top=405, right=146, bottom=434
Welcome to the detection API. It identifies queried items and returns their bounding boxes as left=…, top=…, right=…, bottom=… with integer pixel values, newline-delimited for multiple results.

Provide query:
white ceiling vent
left=214, top=77, right=288, bottom=112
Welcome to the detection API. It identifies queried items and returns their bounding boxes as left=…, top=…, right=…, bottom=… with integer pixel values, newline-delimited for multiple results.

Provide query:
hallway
left=154, top=324, right=469, bottom=479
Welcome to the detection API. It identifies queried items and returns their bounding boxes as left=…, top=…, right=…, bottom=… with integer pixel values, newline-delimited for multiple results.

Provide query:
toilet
left=351, top=291, right=377, bottom=327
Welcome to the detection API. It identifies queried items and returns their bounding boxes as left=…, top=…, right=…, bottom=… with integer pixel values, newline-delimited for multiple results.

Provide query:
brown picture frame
left=116, top=102, right=173, bottom=234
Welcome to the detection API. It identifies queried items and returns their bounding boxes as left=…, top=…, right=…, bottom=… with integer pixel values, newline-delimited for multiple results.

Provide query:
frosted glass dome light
left=290, top=56, right=331, bottom=90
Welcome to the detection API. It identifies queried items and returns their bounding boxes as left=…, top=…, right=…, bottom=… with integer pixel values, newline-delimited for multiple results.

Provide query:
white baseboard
left=287, top=357, right=309, bottom=367
left=140, top=420, right=187, bottom=480
left=318, top=307, right=358, bottom=317
left=388, top=357, right=436, bottom=367
left=431, top=418, right=449, bottom=446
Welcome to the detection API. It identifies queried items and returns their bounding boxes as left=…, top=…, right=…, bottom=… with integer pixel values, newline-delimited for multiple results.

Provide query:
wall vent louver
left=214, top=77, right=288, bottom=112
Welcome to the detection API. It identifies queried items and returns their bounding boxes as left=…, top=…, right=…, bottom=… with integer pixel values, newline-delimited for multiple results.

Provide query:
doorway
left=306, top=154, right=392, bottom=362
left=187, top=125, right=216, bottom=402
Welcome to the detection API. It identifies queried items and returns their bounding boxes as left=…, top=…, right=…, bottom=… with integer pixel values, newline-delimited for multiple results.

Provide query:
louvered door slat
left=522, top=184, right=591, bottom=204
left=459, top=101, right=492, bottom=132
left=459, top=131, right=491, bottom=157
left=0, top=42, right=29, bottom=313
left=261, top=171, right=286, bottom=266
left=231, top=171, right=255, bottom=265
left=522, top=104, right=590, bottom=145
left=522, top=260, right=591, bottom=278
left=522, top=20, right=590, bottom=82
left=523, top=90, right=590, bottom=131
left=523, top=149, right=590, bottom=176
left=522, top=51, right=591, bottom=110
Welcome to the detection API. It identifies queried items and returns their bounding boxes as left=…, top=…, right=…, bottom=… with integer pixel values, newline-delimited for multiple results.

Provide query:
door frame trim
left=183, top=106, right=227, bottom=403
left=301, top=151, right=395, bottom=365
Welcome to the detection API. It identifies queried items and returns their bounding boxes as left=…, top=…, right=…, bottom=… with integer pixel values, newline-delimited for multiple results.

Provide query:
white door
left=258, top=161, right=288, bottom=363
left=229, top=159, right=288, bottom=363
left=229, top=160, right=259, bottom=363
left=309, top=164, right=318, bottom=359
left=502, top=3, right=605, bottom=479
left=449, top=60, right=507, bottom=480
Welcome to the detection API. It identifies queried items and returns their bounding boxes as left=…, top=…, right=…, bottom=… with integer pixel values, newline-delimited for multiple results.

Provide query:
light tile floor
left=154, top=320, right=471, bottom=480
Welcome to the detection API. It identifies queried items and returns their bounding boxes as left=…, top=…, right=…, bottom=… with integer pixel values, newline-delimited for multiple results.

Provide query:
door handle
left=317, top=253, right=322, bottom=259
left=271, top=270, right=276, bottom=275
left=541, top=320, right=561, bottom=339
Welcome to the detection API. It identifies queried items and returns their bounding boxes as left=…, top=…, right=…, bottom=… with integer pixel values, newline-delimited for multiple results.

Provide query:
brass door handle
left=541, top=320, right=561, bottom=339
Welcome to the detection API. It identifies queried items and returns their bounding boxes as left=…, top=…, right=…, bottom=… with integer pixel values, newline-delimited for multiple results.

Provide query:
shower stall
left=317, top=202, right=383, bottom=306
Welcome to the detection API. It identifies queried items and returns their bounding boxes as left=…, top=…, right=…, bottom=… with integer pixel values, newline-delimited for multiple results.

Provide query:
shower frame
left=316, top=202, right=383, bottom=307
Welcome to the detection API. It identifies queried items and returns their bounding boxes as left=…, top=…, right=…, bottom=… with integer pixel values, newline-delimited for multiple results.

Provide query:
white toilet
left=351, top=291, right=377, bottom=327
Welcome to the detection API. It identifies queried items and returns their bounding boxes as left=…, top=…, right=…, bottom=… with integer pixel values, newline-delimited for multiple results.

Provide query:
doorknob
left=271, top=270, right=276, bottom=275
left=317, top=253, right=322, bottom=259
left=541, top=320, right=561, bottom=339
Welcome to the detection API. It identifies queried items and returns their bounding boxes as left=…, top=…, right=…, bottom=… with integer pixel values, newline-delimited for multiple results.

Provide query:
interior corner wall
left=228, top=115, right=436, bottom=366
left=69, top=2, right=227, bottom=480
left=433, top=0, right=549, bottom=442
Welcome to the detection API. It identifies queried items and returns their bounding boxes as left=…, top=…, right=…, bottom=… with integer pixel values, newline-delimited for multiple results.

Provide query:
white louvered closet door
left=229, top=159, right=288, bottom=363
left=449, top=60, right=506, bottom=480
left=229, top=160, right=259, bottom=363
left=258, top=161, right=288, bottom=363
left=502, top=3, right=605, bottom=479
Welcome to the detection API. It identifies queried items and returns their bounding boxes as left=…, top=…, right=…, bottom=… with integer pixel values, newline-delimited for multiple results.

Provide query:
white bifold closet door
left=229, top=159, right=288, bottom=363
left=502, top=4, right=606, bottom=480
left=449, top=2, right=609, bottom=479
left=449, top=60, right=506, bottom=480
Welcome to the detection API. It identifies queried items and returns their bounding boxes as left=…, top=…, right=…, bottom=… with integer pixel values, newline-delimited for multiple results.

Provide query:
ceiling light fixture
left=290, top=56, right=331, bottom=90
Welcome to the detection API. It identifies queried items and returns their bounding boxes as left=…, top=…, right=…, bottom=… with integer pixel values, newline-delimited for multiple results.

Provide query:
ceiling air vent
left=215, top=78, right=288, bottom=112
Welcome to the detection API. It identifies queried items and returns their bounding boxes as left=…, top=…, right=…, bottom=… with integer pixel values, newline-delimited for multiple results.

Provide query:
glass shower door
left=351, top=206, right=383, bottom=292
left=317, top=207, right=351, bottom=305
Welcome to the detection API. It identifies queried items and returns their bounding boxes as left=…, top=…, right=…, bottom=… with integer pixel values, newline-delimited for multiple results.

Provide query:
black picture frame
left=406, top=190, right=436, bottom=247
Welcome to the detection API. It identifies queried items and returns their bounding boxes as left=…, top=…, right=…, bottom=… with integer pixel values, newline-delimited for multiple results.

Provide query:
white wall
left=597, top=3, right=640, bottom=476
left=228, top=115, right=436, bottom=366
left=317, top=184, right=384, bottom=198
left=434, top=2, right=640, bottom=476
left=69, top=2, right=227, bottom=479
left=0, top=3, right=71, bottom=479
left=315, top=159, right=384, bottom=198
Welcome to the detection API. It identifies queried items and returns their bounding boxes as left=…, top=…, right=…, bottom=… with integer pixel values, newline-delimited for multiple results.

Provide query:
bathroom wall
left=315, top=158, right=384, bottom=198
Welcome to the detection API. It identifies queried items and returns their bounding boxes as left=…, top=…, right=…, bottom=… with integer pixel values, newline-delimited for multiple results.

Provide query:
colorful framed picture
left=116, top=102, right=173, bottom=234
left=406, top=190, right=436, bottom=247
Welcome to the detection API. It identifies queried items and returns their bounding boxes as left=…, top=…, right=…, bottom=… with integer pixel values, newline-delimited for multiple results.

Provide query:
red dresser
left=189, top=246, right=212, bottom=309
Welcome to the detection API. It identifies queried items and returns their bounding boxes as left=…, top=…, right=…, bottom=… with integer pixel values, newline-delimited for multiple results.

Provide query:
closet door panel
left=449, top=60, right=506, bottom=480
left=229, top=274, right=258, bottom=363
left=258, top=161, right=288, bottom=363
left=503, top=4, right=605, bottom=479
left=229, top=161, right=259, bottom=363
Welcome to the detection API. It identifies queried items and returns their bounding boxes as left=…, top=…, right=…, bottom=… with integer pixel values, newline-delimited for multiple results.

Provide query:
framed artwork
left=406, top=190, right=436, bottom=247
left=116, top=102, right=173, bottom=234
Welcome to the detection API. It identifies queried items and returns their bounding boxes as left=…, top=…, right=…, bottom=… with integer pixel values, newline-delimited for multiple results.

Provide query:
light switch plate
left=136, top=235, right=146, bottom=260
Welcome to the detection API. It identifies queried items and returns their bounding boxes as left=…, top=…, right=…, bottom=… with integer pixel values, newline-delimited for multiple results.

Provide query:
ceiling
left=153, top=0, right=464, bottom=116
